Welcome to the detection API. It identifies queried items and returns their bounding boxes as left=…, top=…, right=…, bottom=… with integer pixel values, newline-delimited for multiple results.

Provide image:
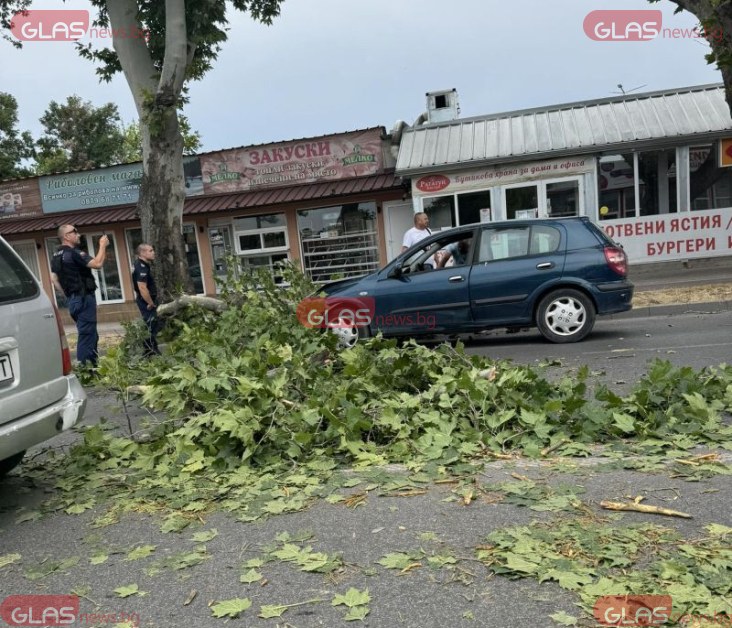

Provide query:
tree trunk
left=138, top=104, right=191, bottom=301
left=106, top=0, right=192, bottom=301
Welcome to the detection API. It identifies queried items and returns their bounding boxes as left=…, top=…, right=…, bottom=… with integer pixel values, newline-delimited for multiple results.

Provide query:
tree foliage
left=34, top=95, right=125, bottom=175
left=0, top=91, right=34, bottom=180
left=651, top=0, right=732, bottom=116
left=119, top=116, right=202, bottom=164
left=0, top=0, right=283, bottom=299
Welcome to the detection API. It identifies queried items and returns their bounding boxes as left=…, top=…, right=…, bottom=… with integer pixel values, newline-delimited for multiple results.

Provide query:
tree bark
left=106, top=0, right=190, bottom=301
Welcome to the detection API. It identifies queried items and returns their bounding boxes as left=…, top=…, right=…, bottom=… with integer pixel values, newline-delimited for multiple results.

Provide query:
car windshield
left=0, top=240, right=38, bottom=303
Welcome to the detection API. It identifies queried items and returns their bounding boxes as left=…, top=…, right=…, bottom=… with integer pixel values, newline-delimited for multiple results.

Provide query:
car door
left=370, top=233, right=477, bottom=335
left=469, top=223, right=566, bottom=326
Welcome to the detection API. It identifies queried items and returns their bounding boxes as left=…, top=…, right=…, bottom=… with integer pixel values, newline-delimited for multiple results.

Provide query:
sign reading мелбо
left=39, top=158, right=203, bottom=213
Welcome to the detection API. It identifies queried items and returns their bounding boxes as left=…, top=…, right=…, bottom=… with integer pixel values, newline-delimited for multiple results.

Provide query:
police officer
left=132, top=243, right=161, bottom=356
left=50, top=225, right=109, bottom=366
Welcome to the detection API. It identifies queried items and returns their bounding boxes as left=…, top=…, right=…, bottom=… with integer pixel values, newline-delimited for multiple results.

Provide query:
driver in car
left=436, top=239, right=471, bottom=269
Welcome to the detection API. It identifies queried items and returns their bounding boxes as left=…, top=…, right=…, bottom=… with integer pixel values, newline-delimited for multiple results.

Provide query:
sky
left=0, top=0, right=724, bottom=154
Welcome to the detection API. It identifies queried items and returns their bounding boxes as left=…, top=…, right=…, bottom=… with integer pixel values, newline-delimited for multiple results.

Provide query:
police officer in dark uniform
left=50, top=225, right=109, bottom=366
left=132, top=243, right=161, bottom=356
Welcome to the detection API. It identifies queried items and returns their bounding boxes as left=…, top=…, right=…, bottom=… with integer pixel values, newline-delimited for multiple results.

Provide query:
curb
left=613, top=299, right=732, bottom=320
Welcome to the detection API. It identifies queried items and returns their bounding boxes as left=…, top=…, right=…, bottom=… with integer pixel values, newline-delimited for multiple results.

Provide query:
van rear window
left=0, top=239, right=39, bottom=303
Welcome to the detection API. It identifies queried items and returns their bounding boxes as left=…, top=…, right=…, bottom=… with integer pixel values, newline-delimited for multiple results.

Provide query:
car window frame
left=0, top=237, right=40, bottom=305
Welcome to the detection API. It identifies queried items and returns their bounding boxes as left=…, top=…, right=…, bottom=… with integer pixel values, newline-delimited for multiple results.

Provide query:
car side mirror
left=387, top=265, right=403, bottom=279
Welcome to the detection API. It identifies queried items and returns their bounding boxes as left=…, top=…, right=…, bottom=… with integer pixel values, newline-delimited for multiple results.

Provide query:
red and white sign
left=200, top=129, right=383, bottom=193
left=602, top=207, right=732, bottom=264
left=415, top=175, right=450, bottom=193
left=1, top=595, right=79, bottom=626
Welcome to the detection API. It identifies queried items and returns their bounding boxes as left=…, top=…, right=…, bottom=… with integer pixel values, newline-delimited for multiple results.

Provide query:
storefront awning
left=0, top=172, right=402, bottom=236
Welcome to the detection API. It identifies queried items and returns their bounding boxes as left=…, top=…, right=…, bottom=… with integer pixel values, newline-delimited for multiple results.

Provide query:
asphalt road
left=1, top=308, right=731, bottom=628
left=463, top=307, right=732, bottom=394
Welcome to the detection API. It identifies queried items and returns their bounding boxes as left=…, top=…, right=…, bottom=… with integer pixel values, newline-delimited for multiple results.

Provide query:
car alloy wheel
left=536, top=288, right=596, bottom=343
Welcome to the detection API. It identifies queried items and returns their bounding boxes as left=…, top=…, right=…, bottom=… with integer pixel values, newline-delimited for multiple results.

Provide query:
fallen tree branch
left=599, top=500, right=692, bottom=518
left=158, top=295, right=228, bottom=317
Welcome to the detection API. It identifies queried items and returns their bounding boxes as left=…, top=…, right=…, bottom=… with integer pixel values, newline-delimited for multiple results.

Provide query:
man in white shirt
left=401, top=212, right=435, bottom=269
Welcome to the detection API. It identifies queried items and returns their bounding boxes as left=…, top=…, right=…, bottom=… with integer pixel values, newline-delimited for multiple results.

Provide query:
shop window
left=638, top=149, right=676, bottom=216
left=126, top=225, right=204, bottom=294
left=232, top=213, right=289, bottom=282
left=457, top=190, right=491, bottom=224
left=422, top=195, right=455, bottom=229
left=690, top=144, right=732, bottom=210
left=598, top=154, right=635, bottom=220
left=505, top=185, right=538, bottom=220
left=46, top=231, right=124, bottom=307
left=546, top=180, right=579, bottom=218
left=10, top=241, right=40, bottom=280
left=298, top=202, right=379, bottom=283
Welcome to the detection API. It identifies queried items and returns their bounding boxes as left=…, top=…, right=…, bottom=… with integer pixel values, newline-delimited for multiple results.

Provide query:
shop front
left=0, top=127, right=404, bottom=323
left=395, top=84, right=732, bottom=267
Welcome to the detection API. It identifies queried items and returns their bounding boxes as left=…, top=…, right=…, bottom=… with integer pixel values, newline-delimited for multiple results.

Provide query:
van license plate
left=0, top=354, right=13, bottom=383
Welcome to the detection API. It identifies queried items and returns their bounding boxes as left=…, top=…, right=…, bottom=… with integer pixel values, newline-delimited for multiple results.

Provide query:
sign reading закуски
left=200, top=129, right=384, bottom=194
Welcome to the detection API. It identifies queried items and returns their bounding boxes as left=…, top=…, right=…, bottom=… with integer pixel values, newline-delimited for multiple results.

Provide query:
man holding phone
left=51, top=225, right=109, bottom=366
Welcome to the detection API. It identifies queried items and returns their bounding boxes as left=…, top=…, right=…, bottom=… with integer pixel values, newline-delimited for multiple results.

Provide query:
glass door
left=208, top=225, right=235, bottom=293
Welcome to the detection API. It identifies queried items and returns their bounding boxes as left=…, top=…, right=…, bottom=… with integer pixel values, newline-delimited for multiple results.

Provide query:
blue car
left=320, top=217, right=633, bottom=346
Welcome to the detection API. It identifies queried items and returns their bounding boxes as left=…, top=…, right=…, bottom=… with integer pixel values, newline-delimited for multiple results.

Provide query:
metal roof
left=396, top=83, right=732, bottom=175
left=0, top=172, right=401, bottom=236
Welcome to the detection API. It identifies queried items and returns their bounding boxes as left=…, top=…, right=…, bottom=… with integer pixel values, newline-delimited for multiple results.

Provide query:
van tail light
left=604, top=245, right=628, bottom=277
left=52, top=304, right=73, bottom=376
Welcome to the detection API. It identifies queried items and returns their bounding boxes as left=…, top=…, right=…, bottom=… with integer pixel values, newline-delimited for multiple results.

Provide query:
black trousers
left=137, top=303, right=161, bottom=356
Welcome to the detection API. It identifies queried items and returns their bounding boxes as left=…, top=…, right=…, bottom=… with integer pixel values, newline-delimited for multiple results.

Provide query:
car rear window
left=0, top=239, right=39, bottom=303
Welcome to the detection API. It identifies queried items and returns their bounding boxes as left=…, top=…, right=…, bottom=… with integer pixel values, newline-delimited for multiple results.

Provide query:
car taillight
left=603, top=245, right=627, bottom=276
left=52, top=304, right=73, bottom=376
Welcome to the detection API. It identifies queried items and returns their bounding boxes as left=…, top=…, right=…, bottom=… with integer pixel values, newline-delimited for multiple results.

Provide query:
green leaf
left=240, top=569, right=263, bottom=584
left=612, top=412, right=636, bottom=433
left=191, top=529, right=218, bottom=543
left=332, top=588, right=371, bottom=608
left=114, top=583, right=142, bottom=598
left=160, top=513, right=190, bottom=534
left=377, top=552, right=416, bottom=569
left=344, top=606, right=370, bottom=621
left=259, top=604, right=287, bottom=618
left=126, top=545, right=156, bottom=561
left=210, top=598, right=252, bottom=619
left=89, top=553, right=109, bottom=565
left=550, top=611, right=578, bottom=625
left=0, top=553, right=21, bottom=568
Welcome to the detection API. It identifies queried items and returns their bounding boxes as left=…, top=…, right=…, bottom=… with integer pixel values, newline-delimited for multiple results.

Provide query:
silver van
left=0, top=235, right=87, bottom=475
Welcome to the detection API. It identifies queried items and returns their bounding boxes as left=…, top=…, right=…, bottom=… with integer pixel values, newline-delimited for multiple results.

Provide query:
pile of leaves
left=67, top=263, right=732, bottom=475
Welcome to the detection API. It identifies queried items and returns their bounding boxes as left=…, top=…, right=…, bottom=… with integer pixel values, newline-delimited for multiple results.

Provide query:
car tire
left=0, top=451, right=25, bottom=477
left=536, top=289, right=596, bottom=343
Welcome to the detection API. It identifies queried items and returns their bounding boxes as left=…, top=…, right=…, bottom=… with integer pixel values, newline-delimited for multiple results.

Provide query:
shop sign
left=601, top=207, right=732, bottom=264
left=416, top=175, right=450, bottom=193
left=411, top=157, right=592, bottom=196
left=0, top=179, right=43, bottom=222
left=39, top=157, right=204, bottom=213
left=200, top=129, right=383, bottom=194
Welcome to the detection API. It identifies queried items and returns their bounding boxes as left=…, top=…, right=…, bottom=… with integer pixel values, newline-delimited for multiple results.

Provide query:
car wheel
left=536, top=289, right=595, bottom=343
left=0, top=451, right=25, bottom=477
left=331, top=320, right=371, bottom=349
